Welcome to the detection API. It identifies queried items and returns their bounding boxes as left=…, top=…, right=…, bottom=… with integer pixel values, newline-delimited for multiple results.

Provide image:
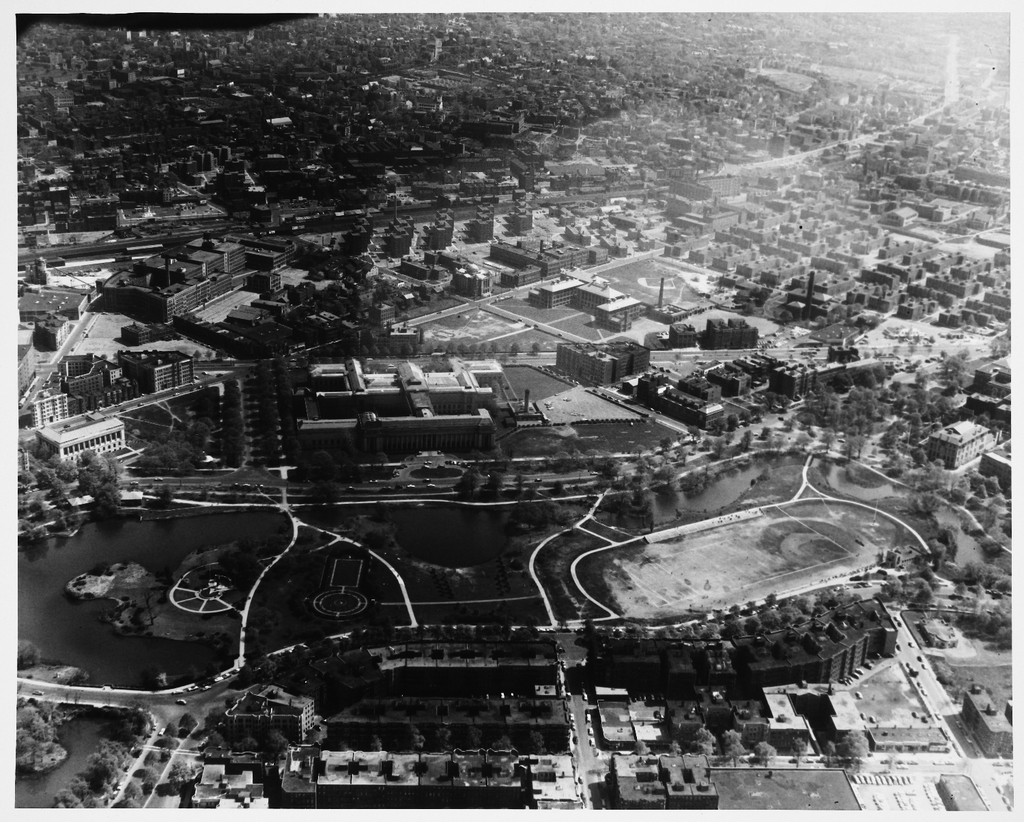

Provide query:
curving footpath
left=528, top=492, right=606, bottom=628
left=234, top=503, right=299, bottom=667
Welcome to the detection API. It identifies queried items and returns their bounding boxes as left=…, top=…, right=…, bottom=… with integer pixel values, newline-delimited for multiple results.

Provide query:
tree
left=823, top=740, right=838, bottom=767
left=634, top=739, right=650, bottom=756
left=369, top=735, right=383, bottom=752
left=140, top=766, right=160, bottom=795
left=721, top=730, right=746, bottom=766
left=82, top=740, right=126, bottom=791
left=455, top=468, right=481, bottom=499
left=837, top=730, right=869, bottom=769
left=434, top=726, right=452, bottom=752
left=407, top=724, right=425, bottom=752
left=466, top=726, right=483, bottom=750
left=753, top=741, right=777, bottom=766
left=17, top=640, right=40, bottom=669
left=166, top=761, right=196, bottom=791
left=178, top=713, right=198, bottom=737
left=492, top=734, right=513, bottom=752
left=529, top=730, right=547, bottom=755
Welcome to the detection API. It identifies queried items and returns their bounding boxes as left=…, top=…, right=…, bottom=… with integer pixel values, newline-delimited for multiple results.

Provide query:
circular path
left=169, top=565, right=236, bottom=614
left=310, top=588, right=369, bottom=620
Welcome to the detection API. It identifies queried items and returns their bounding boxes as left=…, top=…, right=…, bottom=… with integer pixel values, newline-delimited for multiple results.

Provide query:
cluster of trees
left=220, top=380, right=246, bottom=468
left=219, top=537, right=284, bottom=592
left=16, top=701, right=64, bottom=775
left=678, top=465, right=712, bottom=498
left=76, top=451, right=122, bottom=518
left=249, top=360, right=292, bottom=465
left=52, top=739, right=129, bottom=807
left=18, top=640, right=41, bottom=669
left=291, top=444, right=362, bottom=492
left=507, top=500, right=575, bottom=531
left=133, top=418, right=214, bottom=476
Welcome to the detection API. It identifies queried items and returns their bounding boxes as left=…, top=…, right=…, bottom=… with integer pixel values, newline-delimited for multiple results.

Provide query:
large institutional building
left=35, top=413, right=126, bottom=463
left=926, top=420, right=997, bottom=469
left=295, top=359, right=500, bottom=455
left=555, top=342, right=651, bottom=385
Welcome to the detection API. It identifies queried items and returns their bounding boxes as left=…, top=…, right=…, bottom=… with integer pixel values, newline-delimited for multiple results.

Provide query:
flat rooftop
left=712, top=768, right=860, bottom=811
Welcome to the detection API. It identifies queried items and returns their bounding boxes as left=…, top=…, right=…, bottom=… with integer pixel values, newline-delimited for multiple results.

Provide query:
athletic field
left=578, top=499, right=907, bottom=618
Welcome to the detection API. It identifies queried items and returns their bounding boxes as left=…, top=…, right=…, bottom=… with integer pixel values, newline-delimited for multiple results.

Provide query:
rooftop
left=712, top=768, right=860, bottom=810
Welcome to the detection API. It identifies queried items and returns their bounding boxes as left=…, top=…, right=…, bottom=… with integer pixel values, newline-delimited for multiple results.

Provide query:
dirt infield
left=594, top=257, right=707, bottom=306
left=578, top=498, right=907, bottom=618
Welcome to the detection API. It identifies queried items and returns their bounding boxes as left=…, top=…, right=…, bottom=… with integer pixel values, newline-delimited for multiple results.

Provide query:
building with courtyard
left=296, top=358, right=498, bottom=455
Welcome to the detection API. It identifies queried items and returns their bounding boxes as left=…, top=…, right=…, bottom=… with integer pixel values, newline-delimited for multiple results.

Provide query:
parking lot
left=849, top=773, right=947, bottom=812
left=847, top=664, right=930, bottom=728
left=538, top=386, right=645, bottom=425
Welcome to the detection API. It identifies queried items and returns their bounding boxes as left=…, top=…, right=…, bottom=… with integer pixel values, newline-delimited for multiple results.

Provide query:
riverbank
left=19, top=664, right=90, bottom=686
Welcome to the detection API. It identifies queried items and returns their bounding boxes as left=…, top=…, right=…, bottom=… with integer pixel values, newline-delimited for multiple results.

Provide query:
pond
left=302, top=504, right=511, bottom=568
left=18, top=511, right=287, bottom=687
left=15, top=712, right=107, bottom=808
left=651, top=456, right=804, bottom=522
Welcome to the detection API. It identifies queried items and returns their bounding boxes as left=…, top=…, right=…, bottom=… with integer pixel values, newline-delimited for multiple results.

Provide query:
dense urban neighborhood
left=15, top=12, right=1011, bottom=812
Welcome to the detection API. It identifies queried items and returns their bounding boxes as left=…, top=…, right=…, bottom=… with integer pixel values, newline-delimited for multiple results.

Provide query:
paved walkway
left=528, top=492, right=606, bottom=627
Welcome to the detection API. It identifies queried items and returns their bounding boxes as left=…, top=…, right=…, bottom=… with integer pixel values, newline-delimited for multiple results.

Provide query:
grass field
left=579, top=498, right=901, bottom=618
left=534, top=530, right=613, bottom=623
left=503, top=421, right=675, bottom=457
left=939, top=661, right=1013, bottom=708
left=593, top=257, right=707, bottom=306
left=503, top=366, right=573, bottom=402
left=419, top=307, right=562, bottom=352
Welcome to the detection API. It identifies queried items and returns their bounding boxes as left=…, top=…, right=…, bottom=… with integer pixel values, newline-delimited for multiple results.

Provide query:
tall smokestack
left=658, top=277, right=665, bottom=309
left=523, top=388, right=531, bottom=413
left=803, top=270, right=816, bottom=321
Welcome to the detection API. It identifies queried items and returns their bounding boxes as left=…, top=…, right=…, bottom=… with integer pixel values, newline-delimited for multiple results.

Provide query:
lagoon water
left=302, top=504, right=511, bottom=568
left=18, top=511, right=285, bottom=686
left=15, top=713, right=107, bottom=808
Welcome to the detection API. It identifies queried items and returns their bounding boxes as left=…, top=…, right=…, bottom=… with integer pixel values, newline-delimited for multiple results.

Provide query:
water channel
left=301, top=504, right=511, bottom=568
left=18, top=511, right=286, bottom=687
left=821, top=462, right=900, bottom=502
left=650, top=456, right=805, bottom=522
left=15, top=713, right=107, bottom=808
